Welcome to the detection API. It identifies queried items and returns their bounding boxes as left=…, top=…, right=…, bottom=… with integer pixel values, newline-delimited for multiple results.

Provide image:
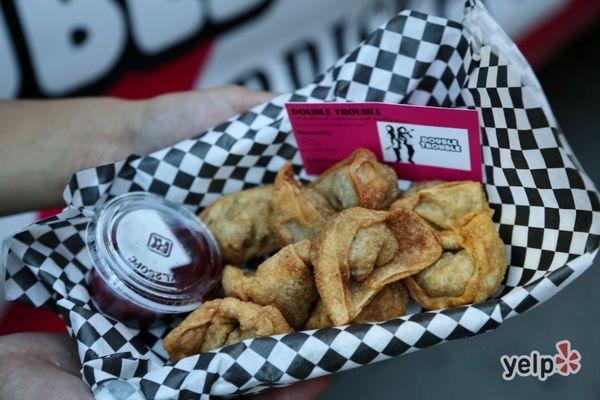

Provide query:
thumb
left=133, top=86, right=279, bottom=154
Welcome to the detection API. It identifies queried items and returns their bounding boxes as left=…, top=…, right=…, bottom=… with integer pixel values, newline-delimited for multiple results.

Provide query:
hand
left=130, top=86, right=277, bottom=155
left=0, top=333, right=329, bottom=400
left=0, top=86, right=276, bottom=214
left=0, top=333, right=92, bottom=400
left=250, top=376, right=330, bottom=400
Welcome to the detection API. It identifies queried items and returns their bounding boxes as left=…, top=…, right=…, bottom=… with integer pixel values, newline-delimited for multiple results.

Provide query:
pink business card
left=285, top=102, right=482, bottom=182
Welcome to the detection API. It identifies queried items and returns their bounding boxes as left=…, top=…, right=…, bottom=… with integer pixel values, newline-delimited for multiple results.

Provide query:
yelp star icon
left=554, top=340, right=581, bottom=376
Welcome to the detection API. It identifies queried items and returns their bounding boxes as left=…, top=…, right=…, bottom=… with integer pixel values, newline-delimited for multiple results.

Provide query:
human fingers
left=133, top=86, right=278, bottom=153
left=0, top=333, right=93, bottom=400
left=246, top=376, right=331, bottom=400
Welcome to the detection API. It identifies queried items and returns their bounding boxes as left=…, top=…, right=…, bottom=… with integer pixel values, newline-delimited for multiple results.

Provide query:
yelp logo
left=501, top=340, right=581, bottom=381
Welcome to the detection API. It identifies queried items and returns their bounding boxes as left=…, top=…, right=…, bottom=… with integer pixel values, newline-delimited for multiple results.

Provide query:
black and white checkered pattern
left=3, top=1, right=599, bottom=398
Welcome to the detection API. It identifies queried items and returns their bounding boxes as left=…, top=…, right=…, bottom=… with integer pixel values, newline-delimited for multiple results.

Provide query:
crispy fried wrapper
left=304, top=281, right=409, bottom=329
left=221, top=264, right=250, bottom=301
left=303, top=301, right=332, bottom=330
left=221, top=240, right=317, bottom=328
left=353, top=281, right=409, bottom=324
left=311, top=148, right=399, bottom=211
left=311, top=207, right=441, bottom=325
left=404, top=211, right=508, bottom=310
left=269, top=164, right=336, bottom=246
left=391, top=181, right=491, bottom=229
left=164, top=297, right=293, bottom=362
left=401, top=180, right=446, bottom=198
left=199, top=185, right=278, bottom=263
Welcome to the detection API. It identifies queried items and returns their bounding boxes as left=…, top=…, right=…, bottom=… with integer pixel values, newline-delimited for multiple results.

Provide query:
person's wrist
left=61, top=98, right=144, bottom=182
left=128, top=95, right=168, bottom=155
left=118, top=98, right=146, bottom=156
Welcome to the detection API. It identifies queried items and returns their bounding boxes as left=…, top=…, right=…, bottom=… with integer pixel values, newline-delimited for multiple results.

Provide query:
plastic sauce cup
left=86, top=192, right=221, bottom=328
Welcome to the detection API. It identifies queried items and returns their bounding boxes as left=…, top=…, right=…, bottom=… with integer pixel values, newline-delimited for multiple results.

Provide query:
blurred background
left=1, top=0, right=599, bottom=398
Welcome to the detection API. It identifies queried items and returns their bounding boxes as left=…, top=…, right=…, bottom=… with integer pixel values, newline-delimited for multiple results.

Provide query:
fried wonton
left=221, top=240, right=317, bottom=328
left=269, top=164, right=336, bottom=246
left=164, top=297, right=292, bottom=361
left=303, top=282, right=380, bottom=330
left=311, top=148, right=400, bottom=211
left=404, top=211, right=508, bottom=310
left=221, top=263, right=250, bottom=301
left=348, top=223, right=399, bottom=282
left=304, top=281, right=409, bottom=329
left=390, top=181, right=491, bottom=229
left=303, top=301, right=332, bottom=330
left=199, top=185, right=278, bottom=263
left=353, top=281, right=410, bottom=324
left=412, top=250, right=474, bottom=298
left=401, top=180, right=446, bottom=198
left=311, top=207, right=441, bottom=325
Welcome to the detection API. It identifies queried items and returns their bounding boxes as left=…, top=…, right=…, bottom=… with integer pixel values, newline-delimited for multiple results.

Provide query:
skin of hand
left=0, top=86, right=276, bottom=215
left=0, top=333, right=330, bottom=400
left=0, top=333, right=92, bottom=400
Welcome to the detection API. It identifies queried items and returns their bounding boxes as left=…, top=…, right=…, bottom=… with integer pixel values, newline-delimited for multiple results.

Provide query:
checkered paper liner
left=3, top=1, right=599, bottom=398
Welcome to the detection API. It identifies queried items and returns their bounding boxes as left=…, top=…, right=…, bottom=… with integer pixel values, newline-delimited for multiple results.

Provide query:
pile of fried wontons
left=164, top=148, right=507, bottom=361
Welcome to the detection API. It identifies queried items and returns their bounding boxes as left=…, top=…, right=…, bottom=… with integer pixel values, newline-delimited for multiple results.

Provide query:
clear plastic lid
left=87, top=192, right=222, bottom=314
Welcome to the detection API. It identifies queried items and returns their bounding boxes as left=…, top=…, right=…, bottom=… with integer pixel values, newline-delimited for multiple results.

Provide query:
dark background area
left=320, top=24, right=600, bottom=400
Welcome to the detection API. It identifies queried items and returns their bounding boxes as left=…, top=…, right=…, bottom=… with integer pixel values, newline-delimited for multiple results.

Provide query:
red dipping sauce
left=86, top=192, right=222, bottom=328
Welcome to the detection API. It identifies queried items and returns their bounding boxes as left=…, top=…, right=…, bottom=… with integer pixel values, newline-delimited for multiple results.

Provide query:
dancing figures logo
left=500, top=340, right=582, bottom=381
left=383, top=125, right=416, bottom=163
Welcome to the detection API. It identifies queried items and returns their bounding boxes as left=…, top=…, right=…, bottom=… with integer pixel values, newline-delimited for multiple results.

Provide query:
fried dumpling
left=311, top=148, right=399, bottom=211
left=221, top=263, right=250, bottom=301
left=221, top=240, right=318, bottom=328
left=352, top=281, right=410, bottom=324
left=404, top=211, right=508, bottom=310
left=303, top=281, right=380, bottom=330
left=199, top=185, right=278, bottom=263
left=304, top=281, right=409, bottom=329
left=164, top=297, right=293, bottom=361
left=311, top=207, right=441, bottom=326
left=348, top=223, right=398, bottom=282
left=303, top=301, right=332, bottom=330
left=390, top=181, right=491, bottom=229
left=269, top=164, right=336, bottom=246
left=401, top=180, right=446, bottom=198
left=412, top=250, right=475, bottom=298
